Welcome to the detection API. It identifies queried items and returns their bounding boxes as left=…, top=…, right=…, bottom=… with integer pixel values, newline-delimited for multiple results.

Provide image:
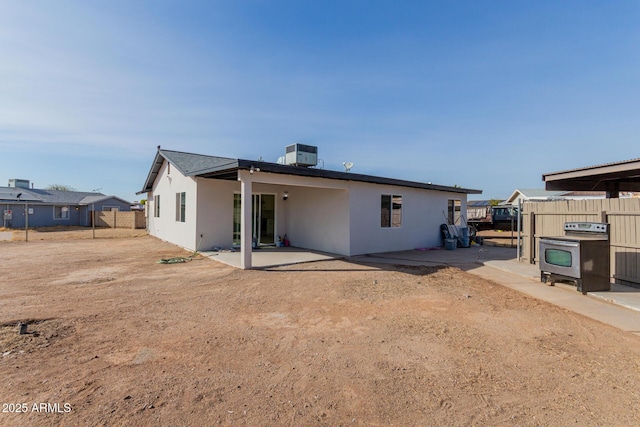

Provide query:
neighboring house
left=503, top=188, right=613, bottom=206
left=1, top=179, right=131, bottom=228
left=139, top=147, right=482, bottom=268
left=466, top=200, right=493, bottom=220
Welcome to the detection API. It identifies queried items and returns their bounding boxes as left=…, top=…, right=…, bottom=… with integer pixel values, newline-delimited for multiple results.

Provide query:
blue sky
left=1, top=1, right=638, bottom=202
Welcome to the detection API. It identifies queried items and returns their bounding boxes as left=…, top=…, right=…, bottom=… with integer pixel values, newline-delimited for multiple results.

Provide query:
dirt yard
left=1, top=231, right=639, bottom=426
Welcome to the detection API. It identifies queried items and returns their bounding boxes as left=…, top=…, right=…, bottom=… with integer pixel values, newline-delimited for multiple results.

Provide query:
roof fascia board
left=543, top=160, right=640, bottom=182
left=232, top=159, right=481, bottom=194
left=139, top=150, right=165, bottom=194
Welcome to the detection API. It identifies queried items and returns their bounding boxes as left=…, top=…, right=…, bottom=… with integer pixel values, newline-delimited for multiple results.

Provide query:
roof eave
left=232, top=160, right=482, bottom=194
left=139, top=150, right=166, bottom=194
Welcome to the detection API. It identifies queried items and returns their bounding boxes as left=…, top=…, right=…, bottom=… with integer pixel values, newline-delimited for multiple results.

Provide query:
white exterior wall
left=195, top=180, right=289, bottom=251
left=147, top=160, right=198, bottom=251
left=285, top=186, right=350, bottom=255
left=348, top=181, right=467, bottom=256
left=195, top=177, right=238, bottom=250
left=147, top=164, right=469, bottom=257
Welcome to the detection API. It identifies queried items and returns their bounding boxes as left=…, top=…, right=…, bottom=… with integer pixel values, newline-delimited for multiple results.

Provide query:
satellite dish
left=343, top=162, right=354, bottom=172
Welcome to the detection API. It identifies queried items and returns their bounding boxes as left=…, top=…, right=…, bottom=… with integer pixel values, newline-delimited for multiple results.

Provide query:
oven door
left=539, top=239, right=581, bottom=278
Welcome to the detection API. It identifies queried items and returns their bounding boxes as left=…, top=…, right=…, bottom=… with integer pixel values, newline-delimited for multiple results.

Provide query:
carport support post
left=240, top=172, right=253, bottom=269
left=24, top=203, right=28, bottom=242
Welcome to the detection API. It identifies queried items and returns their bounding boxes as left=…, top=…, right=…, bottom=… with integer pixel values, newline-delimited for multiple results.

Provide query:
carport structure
left=543, top=157, right=640, bottom=198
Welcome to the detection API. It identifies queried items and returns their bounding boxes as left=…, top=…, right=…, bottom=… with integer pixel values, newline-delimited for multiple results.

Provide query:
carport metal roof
left=543, top=158, right=640, bottom=198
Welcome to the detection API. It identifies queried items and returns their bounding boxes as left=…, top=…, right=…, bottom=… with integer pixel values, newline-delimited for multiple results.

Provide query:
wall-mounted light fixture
left=250, top=165, right=261, bottom=174
left=283, top=191, right=289, bottom=201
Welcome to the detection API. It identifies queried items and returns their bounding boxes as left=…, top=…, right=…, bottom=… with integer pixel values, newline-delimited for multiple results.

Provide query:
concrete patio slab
left=201, top=246, right=342, bottom=269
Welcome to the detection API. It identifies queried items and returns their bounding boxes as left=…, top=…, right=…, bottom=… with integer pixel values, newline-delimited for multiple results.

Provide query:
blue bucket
left=445, top=238, right=456, bottom=250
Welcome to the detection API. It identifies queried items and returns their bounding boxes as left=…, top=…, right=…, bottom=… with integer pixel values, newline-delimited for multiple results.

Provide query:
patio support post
left=240, top=171, right=253, bottom=269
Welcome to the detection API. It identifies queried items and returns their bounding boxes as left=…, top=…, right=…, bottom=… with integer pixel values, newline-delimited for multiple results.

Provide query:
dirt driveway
left=1, top=233, right=639, bottom=426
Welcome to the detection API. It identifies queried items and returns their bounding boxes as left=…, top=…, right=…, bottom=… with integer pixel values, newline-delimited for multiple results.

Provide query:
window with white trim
left=154, top=195, right=160, bottom=218
left=448, top=199, right=461, bottom=225
left=381, top=194, right=402, bottom=228
left=54, top=205, right=69, bottom=220
left=176, top=192, right=186, bottom=222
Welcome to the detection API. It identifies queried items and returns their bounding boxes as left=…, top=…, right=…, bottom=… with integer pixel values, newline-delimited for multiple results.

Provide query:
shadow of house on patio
left=202, top=244, right=518, bottom=277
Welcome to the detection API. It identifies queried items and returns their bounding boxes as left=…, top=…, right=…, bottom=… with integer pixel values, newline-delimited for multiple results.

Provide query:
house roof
left=505, top=188, right=566, bottom=204
left=504, top=188, right=613, bottom=204
left=467, top=200, right=493, bottom=207
left=0, top=187, right=130, bottom=206
left=543, top=157, right=640, bottom=193
left=139, top=148, right=482, bottom=195
left=0, top=187, right=41, bottom=202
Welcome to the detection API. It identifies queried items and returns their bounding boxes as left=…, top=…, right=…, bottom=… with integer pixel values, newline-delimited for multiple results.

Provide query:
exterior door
left=233, top=194, right=275, bottom=246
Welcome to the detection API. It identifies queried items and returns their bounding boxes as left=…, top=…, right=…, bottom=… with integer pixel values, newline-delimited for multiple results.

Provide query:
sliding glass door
left=233, top=194, right=275, bottom=246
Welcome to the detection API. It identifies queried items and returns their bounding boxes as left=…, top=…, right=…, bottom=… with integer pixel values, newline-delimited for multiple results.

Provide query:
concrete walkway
left=351, top=245, right=640, bottom=336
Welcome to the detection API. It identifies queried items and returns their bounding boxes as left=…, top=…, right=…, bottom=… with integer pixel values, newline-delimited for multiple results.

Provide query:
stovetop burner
left=564, top=222, right=608, bottom=233
left=560, top=222, right=609, bottom=241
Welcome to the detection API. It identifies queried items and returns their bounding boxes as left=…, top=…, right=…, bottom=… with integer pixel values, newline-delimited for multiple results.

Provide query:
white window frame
left=175, top=192, right=186, bottom=222
left=102, top=206, right=120, bottom=212
left=381, top=194, right=402, bottom=228
left=53, top=205, right=70, bottom=220
left=448, top=199, right=461, bottom=225
left=154, top=195, right=160, bottom=218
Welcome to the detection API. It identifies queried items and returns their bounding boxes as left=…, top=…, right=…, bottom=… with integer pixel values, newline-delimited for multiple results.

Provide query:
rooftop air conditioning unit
left=284, top=143, right=318, bottom=167
left=8, top=179, right=30, bottom=189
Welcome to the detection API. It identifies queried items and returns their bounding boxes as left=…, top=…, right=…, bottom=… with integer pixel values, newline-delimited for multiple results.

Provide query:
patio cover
left=543, top=158, right=640, bottom=198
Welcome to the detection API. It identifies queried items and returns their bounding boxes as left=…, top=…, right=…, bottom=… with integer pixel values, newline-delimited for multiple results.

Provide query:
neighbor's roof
left=467, top=200, right=493, bottom=207
left=505, top=188, right=567, bottom=203
left=139, top=148, right=482, bottom=195
left=0, top=187, right=130, bottom=206
left=543, top=157, right=640, bottom=192
left=0, top=187, right=41, bottom=202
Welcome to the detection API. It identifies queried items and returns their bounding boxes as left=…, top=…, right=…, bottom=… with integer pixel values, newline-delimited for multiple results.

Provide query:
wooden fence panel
left=608, top=211, right=640, bottom=286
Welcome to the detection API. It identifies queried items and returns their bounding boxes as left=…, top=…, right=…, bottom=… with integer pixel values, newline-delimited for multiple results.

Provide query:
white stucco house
left=139, top=147, right=481, bottom=268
